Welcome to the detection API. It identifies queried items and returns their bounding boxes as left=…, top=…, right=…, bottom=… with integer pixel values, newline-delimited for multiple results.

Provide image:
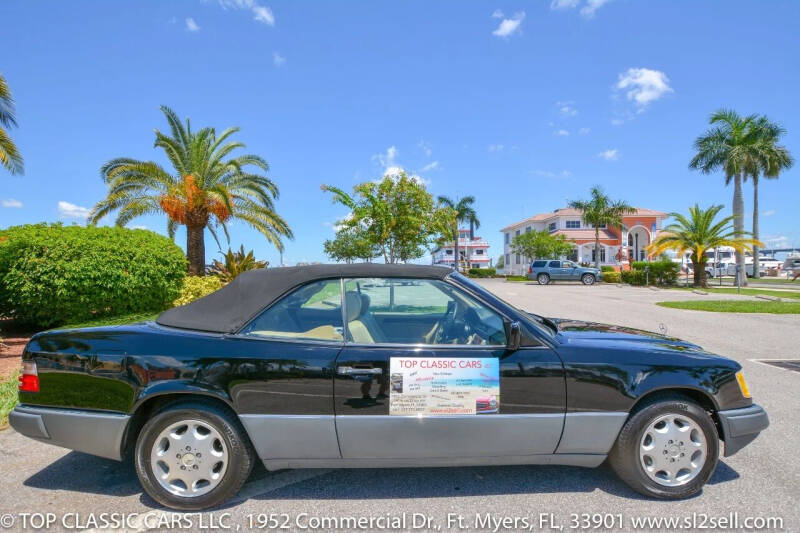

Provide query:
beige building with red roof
left=500, top=206, right=669, bottom=275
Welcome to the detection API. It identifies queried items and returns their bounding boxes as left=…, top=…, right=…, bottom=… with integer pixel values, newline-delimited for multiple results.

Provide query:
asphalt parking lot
left=0, top=280, right=797, bottom=532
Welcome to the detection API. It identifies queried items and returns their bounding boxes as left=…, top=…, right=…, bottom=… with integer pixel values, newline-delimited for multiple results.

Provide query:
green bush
left=173, top=275, right=223, bottom=306
left=631, top=259, right=679, bottom=286
left=600, top=266, right=615, bottom=272
left=602, top=271, right=620, bottom=283
left=467, top=267, right=496, bottom=278
left=0, top=223, right=186, bottom=327
left=620, top=269, right=647, bottom=285
left=505, top=275, right=529, bottom=282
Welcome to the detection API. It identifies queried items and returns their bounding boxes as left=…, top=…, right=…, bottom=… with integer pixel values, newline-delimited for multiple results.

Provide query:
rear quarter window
left=531, top=261, right=547, bottom=268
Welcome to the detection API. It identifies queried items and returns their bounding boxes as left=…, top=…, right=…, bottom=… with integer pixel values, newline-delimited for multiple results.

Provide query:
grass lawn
left=505, top=276, right=530, bottom=282
left=56, top=311, right=159, bottom=330
left=0, top=370, right=19, bottom=430
left=657, top=300, right=800, bottom=314
left=747, top=277, right=800, bottom=285
left=673, top=287, right=800, bottom=299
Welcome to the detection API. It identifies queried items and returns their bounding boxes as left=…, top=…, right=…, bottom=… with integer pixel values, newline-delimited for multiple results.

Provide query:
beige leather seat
left=345, top=291, right=374, bottom=343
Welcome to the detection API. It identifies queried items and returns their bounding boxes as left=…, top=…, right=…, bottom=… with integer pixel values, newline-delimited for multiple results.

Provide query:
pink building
left=432, top=228, right=491, bottom=270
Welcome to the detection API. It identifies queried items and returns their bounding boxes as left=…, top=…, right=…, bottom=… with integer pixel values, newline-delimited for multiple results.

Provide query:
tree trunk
left=186, top=224, right=206, bottom=276
left=594, top=227, right=600, bottom=269
left=469, top=220, right=474, bottom=241
left=692, top=260, right=707, bottom=287
left=752, top=174, right=760, bottom=279
left=733, top=172, right=747, bottom=286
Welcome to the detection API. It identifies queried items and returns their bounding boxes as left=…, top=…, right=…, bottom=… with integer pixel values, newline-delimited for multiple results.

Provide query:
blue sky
left=1, top=0, right=798, bottom=265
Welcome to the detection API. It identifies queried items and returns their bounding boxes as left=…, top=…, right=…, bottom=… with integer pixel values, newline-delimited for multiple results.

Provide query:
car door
left=333, top=277, right=565, bottom=460
left=561, top=261, right=577, bottom=280
left=547, top=260, right=563, bottom=280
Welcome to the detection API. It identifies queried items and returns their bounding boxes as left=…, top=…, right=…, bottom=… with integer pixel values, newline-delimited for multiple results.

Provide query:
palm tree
left=437, top=195, right=478, bottom=272
left=90, top=106, right=292, bottom=275
left=0, top=73, right=23, bottom=175
left=749, top=116, right=793, bottom=278
left=568, top=186, right=635, bottom=268
left=207, top=245, right=268, bottom=283
left=647, top=204, right=762, bottom=287
left=689, top=109, right=764, bottom=286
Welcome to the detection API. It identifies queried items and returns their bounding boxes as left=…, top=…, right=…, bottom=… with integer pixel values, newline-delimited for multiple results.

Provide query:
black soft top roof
left=156, top=263, right=454, bottom=333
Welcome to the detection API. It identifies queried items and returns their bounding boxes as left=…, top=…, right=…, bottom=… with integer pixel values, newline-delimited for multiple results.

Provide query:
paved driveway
left=0, top=280, right=797, bottom=532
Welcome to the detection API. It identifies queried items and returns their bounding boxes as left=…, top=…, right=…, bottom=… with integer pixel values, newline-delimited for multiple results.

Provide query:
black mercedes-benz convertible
left=10, top=264, right=768, bottom=510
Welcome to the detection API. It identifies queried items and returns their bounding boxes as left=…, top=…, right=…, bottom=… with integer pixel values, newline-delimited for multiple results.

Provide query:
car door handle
left=337, top=366, right=382, bottom=375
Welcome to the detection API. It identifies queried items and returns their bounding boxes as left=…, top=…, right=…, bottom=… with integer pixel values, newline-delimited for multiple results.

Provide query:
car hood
left=551, top=318, right=704, bottom=352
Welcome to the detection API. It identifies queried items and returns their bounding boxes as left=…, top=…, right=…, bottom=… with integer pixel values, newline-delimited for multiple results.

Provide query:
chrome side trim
left=335, top=414, right=564, bottom=459
left=239, top=414, right=341, bottom=460
left=262, top=453, right=606, bottom=471
left=555, top=412, right=628, bottom=454
left=9, top=405, right=130, bottom=460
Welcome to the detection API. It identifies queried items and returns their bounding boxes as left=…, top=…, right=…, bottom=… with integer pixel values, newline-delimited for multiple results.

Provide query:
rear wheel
left=537, top=273, right=550, bottom=285
left=581, top=273, right=595, bottom=285
left=135, top=400, right=255, bottom=510
left=608, top=396, right=719, bottom=499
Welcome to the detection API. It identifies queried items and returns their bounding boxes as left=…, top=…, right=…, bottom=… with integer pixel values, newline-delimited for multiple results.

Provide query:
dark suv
left=528, top=260, right=602, bottom=285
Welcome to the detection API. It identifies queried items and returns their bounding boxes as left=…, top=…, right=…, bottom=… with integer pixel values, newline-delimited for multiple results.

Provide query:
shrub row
left=602, top=271, right=621, bottom=283
left=0, top=224, right=187, bottom=327
left=174, top=276, right=223, bottom=307
left=467, top=267, right=497, bottom=278
left=631, top=259, right=680, bottom=285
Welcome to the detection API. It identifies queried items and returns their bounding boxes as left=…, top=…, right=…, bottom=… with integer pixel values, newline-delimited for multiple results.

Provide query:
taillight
left=19, top=360, right=39, bottom=392
left=528, top=266, right=532, bottom=273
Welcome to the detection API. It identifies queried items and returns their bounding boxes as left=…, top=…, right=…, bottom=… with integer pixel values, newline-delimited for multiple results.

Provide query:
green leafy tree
left=748, top=116, right=793, bottom=278
left=436, top=195, right=479, bottom=272
left=89, top=106, right=293, bottom=276
left=568, top=186, right=635, bottom=268
left=647, top=204, right=762, bottom=287
left=323, top=226, right=378, bottom=263
left=0, top=73, right=23, bottom=175
left=689, top=109, right=766, bottom=286
left=322, top=173, right=455, bottom=264
left=207, top=245, right=268, bottom=283
left=494, top=254, right=504, bottom=269
left=511, top=230, right=574, bottom=261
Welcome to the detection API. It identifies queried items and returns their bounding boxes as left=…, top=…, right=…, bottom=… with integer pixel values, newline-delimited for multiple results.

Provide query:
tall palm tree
left=689, top=109, right=763, bottom=286
left=568, top=186, right=635, bottom=268
left=749, top=116, right=793, bottom=278
left=90, top=106, right=293, bottom=275
left=0, top=73, right=23, bottom=175
left=437, top=195, right=478, bottom=272
left=647, top=204, right=762, bottom=287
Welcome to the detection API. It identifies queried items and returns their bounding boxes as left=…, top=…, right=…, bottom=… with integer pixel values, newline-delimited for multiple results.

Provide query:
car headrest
left=344, top=291, right=362, bottom=322
left=358, top=293, right=371, bottom=316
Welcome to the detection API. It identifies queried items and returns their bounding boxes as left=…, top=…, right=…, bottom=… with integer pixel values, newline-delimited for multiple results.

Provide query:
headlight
left=736, top=371, right=751, bottom=399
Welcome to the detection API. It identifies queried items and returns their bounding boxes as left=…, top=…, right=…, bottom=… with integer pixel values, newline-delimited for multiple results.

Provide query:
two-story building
left=500, top=207, right=668, bottom=275
left=432, top=228, right=491, bottom=270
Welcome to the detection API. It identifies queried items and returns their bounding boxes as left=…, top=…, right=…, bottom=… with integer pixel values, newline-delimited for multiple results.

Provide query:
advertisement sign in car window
left=389, top=357, right=500, bottom=415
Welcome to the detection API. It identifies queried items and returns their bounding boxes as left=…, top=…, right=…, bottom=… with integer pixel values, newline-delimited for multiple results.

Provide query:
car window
left=548, top=261, right=561, bottom=268
left=343, top=278, right=506, bottom=346
left=562, top=261, right=575, bottom=268
left=240, top=279, right=344, bottom=341
left=531, top=260, right=547, bottom=268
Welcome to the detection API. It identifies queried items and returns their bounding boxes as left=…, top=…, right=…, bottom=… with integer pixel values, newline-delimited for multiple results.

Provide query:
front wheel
left=581, top=274, right=595, bottom=285
left=608, top=396, right=719, bottom=499
left=537, top=273, right=550, bottom=285
left=135, top=400, right=255, bottom=510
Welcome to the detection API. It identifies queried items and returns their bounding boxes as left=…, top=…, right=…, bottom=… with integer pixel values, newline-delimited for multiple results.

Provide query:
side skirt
left=262, top=454, right=606, bottom=471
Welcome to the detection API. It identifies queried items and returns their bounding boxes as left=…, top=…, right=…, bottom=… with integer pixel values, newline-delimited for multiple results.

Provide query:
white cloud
left=58, top=201, right=91, bottom=220
left=420, top=161, right=439, bottom=172
left=532, top=169, right=571, bottom=179
left=550, top=0, right=580, bottom=9
left=491, top=9, right=504, bottom=18
left=580, top=0, right=611, bottom=18
left=132, top=225, right=148, bottom=230
left=610, top=118, right=625, bottom=126
left=273, top=52, right=285, bottom=67
left=1, top=198, right=22, bottom=208
left=597, top=149, right=619, bottom=161
left=492, top=12, right=525, bottom=38
left=555, top=129, right=570, bottom=137
left=557, top=102, right=578, bottom=117
left=578, top=127, right=591, bottom=135
left=763, top=235, right=791, bottom=248
left=185, top=17, right=200, bottom=32
left=217, top=0, right=275, bottom=26
left=763, top=210, right=776, bottom=217
left=615, top=67, right=673, bottom=109
left=488, top=144, right=505, bottom=152
left=372, top=146, right=398, bottom=169
left=417, top=140, right=432, bottom=157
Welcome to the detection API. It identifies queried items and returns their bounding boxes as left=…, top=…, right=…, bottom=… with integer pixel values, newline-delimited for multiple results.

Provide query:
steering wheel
left=433, top=300, right=459, bottom=344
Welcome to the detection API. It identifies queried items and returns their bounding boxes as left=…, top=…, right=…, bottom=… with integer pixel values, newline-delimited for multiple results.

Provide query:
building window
left=548, top=222, right=557, bottom=232
left=515, top=254, right=520, bottom=264
left=476, top=249, right=483, bottom=255
left=591, top=247, right=606, bottom=262
left=515, top=230, right=520, bottom=238
left=505, top=254, right=510, bottom=266
left=525, top=226, right=531, bottom=233
left=590, top=223, right=607, bottom=229
left=566, top=220, right=580, bottom=229
left=472, top=263, right=480, bottom=269
left=651, top=222, right=657, bottom=234
left=446, top=249, right=453, bottom=255
left=504, top=232, right=509, bottom=244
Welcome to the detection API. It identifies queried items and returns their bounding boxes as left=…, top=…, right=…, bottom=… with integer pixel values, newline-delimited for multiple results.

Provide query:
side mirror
left=507, top=321, right=521, bottom=352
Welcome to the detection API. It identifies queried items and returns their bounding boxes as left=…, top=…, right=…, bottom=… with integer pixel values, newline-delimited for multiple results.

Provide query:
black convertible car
left=10, top=264, right=768, bottom=510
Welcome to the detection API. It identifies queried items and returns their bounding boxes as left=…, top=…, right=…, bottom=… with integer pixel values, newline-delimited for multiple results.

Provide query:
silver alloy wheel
left=582, top=274, right=594, bottom=285
left=150, top=419, right=229, bottom=497
left=639, top=413, right=707, bottom=487
left=538, top=274, right=549, bottom=285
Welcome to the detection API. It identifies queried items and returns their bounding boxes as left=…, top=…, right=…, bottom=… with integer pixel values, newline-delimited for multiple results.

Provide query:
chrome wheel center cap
left=668, top=445, right=680, bottom=457
left=181, top=453, right=196, bottom=467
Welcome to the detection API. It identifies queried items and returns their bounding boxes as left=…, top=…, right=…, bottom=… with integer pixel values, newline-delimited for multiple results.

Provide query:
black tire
left=135, top=400, right=255, bottom=510
left=608, top=395, right=719, bottom=499
left=581, top=273, right=595, bottom=285
left=537, top=273, right=550, bottom=285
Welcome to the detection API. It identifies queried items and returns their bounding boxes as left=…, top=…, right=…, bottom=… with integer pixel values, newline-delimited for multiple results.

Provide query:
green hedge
left=620, top=269, right=647, bottom=285
left=602, top=271, right=620, bottom=283
left=174, top=276, right=223, bottom=306
left=467, top=267, right=496, bottom=278
left=600, top=266, right=616, bottom=272
left=631, top=259, right=679, bottom=286
left=0, top=223, right=186, bottom=327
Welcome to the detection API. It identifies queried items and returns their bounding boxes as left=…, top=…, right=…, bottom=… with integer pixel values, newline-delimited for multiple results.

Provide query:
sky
left=1, top=0, right=799, bottom=266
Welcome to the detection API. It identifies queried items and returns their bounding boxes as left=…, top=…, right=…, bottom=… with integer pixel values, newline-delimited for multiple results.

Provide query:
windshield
left=449, top=272, right=557, bottom=337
